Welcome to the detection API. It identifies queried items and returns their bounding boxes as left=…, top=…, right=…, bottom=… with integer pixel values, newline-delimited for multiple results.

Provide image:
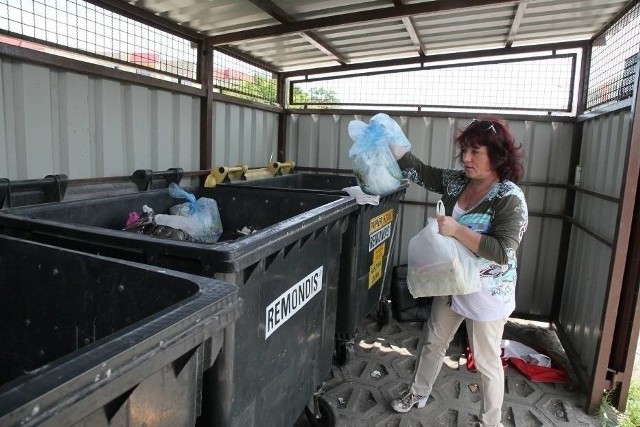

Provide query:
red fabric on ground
left=508, top=357, right=569, bottom=383
left=465, top=341, right=568, bottom=383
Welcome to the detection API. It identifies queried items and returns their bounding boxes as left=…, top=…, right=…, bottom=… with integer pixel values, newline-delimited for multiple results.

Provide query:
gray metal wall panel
left=559, top=109, right=630, bottom=378
left=515, top=216, right=563, bottom=318
left=560, top=228, right=612, bottom=375
left=581, top=113, right=630, bottom=197
left=574, top=194, right=618, bottom=243
left=287, top=113, right=574, bottom=318
left=211, top=101, right=278, bottom=168
left=0, top=57, right=200, bottom=180
left=286, top=113, right=353, bottom=170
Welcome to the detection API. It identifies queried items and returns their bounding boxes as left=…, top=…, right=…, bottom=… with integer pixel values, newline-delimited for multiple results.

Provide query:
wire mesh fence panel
left=0, top=0, right=198, bottom=82
left=586, top=2, right=640, bottom=110
left=212, top=50, right=278, bottom=105
left=289, top=53, right=576, bottom=113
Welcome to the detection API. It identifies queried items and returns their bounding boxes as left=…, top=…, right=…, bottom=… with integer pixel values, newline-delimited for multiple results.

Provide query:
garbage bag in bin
left=0, top=185, right=357, bottom=427
left=0, top=234, right=241, bottom=427
left=219, top=173, right=408, bottom=363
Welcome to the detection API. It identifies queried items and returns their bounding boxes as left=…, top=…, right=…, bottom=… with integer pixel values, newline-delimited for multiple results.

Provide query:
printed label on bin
left=369, top=243, right=386, bottom=288
left=369, top=209, right=394, bottom=252
left=265, top=266, right=323, bottom=339
left=369, top=209, right=394, bottom=234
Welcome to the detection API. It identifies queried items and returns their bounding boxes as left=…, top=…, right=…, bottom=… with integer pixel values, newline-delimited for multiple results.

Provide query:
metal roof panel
left=122, top=0, right=634, bottom=71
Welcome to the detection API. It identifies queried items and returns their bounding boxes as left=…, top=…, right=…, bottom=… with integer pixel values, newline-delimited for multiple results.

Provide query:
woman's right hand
left=438, top=215, right=482, bottom=254
left=436, top=215, right=460, bottom=237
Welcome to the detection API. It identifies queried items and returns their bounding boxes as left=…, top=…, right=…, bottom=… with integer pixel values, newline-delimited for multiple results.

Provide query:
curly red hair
left=455, top=115, right=525, bottom=183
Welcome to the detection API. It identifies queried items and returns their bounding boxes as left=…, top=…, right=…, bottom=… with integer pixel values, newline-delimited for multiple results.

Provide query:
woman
left=389, top=116, right=528, bottom=427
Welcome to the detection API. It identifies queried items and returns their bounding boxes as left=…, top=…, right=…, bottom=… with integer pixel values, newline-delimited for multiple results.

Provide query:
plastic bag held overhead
left=347, top=113, right=411, bottom=195
left=407, top=201, right=480, bottom=297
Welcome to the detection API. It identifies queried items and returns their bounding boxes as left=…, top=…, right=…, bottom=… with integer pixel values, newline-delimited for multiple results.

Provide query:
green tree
left=223, top=73, right=339, bottom=107
left=230, top=74, right=278, bottom=103
left=308, top=87, right=339, bottom=103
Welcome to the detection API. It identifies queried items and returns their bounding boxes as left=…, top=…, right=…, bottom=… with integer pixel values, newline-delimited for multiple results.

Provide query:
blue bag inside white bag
left=348, top=113, right=412, bottom=195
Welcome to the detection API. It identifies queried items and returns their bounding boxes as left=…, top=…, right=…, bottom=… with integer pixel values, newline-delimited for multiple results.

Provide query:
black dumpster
left=225, top=173, right=358, bottom=194
left=220, top=173, right=408, bottom=363
left=0, top=185, right=356, bottom=427
left=0, top=234, right=240, bottom=427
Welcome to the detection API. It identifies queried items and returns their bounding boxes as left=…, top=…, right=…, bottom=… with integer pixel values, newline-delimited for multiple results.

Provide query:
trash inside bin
left=0, top=185, right=357, bottom=427
left=220, top=173, right=408, bottom=362
left=0, top=234, right=241, bottom=427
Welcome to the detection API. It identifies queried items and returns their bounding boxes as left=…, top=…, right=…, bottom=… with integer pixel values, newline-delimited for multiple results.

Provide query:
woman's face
left=461, top=145, right=497, bottom=181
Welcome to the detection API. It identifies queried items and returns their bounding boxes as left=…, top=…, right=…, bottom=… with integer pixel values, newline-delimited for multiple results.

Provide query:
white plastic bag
left=168, top=183, right=223, bottom=243
left=407, top=201, right=480, bottom=297
left=501, top=340, right=552, bottom=367
left=347, top=113, right=411, bottom=195
left=154, top=214, right=202, bottom=238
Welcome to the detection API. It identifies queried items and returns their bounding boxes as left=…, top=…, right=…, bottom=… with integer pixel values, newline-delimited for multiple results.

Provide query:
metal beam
left=402, top=16, right=427, bottom=56
left=206, top=0, right=516, bottom=45
left=393, top=0, right=427, bottom=55
left=247, top=0, right=349, bottom=65
left=505, top=0, right=528, bottom=48
left=91, top=0, right=203, bottom=42
left=298, top=33, right=347, bottom=65
left=282, top=40, right=588, bottom=78
left=199, top=42, right=214, bottom=176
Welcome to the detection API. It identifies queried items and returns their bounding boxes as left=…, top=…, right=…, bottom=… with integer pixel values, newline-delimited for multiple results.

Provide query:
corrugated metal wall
left=0, top=57, right=201, bottom=180
left=560, top=110, right=631, bottom=379
left=212, top=101, right=278, bottom=168
left=0, top=57, right=200, bottom=179
left=287, top=113, right=575, bottom=319
left=0, top=57, right=279, bottom=180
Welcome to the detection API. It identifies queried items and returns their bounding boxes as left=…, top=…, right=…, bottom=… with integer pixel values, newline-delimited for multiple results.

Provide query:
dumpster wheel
left=335, top=340, right=354, bottom=366
left=376, top=299, right=393, bottom=326
left=305, top=395, right=336, bottom=427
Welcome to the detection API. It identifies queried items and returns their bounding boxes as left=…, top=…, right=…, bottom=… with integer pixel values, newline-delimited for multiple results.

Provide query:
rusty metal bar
left=199, top=42, right=214, bottom=179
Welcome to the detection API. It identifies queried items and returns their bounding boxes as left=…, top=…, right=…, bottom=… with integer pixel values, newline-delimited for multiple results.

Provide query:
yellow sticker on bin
left=369, top=260, right=382, bottom=288
left=373, top=242, right=385, bottom=264
left=369, top=209, right=394, bottom=234
left=369, top=243, right=386, bottom=288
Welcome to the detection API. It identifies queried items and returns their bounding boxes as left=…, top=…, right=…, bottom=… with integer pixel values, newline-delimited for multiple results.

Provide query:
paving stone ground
left=295, top=316, right=601, bottom=427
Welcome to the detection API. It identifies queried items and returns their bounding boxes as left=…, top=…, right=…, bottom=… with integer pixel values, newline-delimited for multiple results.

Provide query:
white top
left=452, top=202, right=467, bottom=220
left=450, top=201, right=511, bottom=321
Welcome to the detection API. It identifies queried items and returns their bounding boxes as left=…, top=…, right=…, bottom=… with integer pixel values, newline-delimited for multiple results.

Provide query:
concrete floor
left=295, top=315, right=601, bottom=427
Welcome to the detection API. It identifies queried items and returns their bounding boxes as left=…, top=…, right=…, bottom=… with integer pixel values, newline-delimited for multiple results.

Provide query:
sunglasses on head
left=467, top=119, right=497, bottom=134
